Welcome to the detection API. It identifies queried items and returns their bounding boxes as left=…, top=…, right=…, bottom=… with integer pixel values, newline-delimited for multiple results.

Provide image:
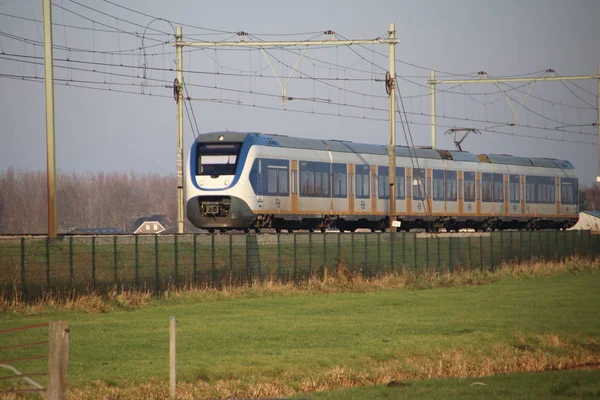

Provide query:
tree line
left=0, top=168, right=176, bottom=234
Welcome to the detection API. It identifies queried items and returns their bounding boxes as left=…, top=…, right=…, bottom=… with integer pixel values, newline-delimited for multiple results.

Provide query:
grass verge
left=0, top=258, right=599, bottom=399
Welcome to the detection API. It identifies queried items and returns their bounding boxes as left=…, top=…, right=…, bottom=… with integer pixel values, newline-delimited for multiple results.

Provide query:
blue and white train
left=185, top=131, right=579, bottom=232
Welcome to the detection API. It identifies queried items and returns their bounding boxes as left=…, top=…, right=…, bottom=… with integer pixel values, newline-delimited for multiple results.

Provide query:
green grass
left=1, top=264, right=599, bottom=398
left=307, top=370, right=600, bottom=399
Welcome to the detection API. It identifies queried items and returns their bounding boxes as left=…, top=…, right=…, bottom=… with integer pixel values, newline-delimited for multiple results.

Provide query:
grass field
left=307, top=370, right=600, bottom=399
left=1, top=259, right=599, bottom=399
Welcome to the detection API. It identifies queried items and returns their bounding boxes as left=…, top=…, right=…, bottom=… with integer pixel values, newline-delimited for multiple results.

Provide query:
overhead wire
left=2, top=49, right=596, bottom=139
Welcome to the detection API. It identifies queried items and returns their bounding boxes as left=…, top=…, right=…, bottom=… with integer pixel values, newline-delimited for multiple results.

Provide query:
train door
left=462, top=171, right=476, bottom=217
left=291, top=160, right=298, bottom=213
left=504, top=174, right=509, bottom=216
left=475, top=172, right=482, bottom=216
left=348, top=164, right=355, bottom=212
left=371, top=165, right=377, bottom=213
left=509, top=174, right=520, bottom=216
left=406, top=168, right=412, bottom=214
left=520, top=175, right=525, bottom=215
left=256, top=159, right=264, bottom=203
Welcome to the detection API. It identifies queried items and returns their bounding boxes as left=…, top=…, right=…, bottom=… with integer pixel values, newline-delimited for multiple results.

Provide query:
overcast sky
left=1, top=0, right=598, bottom=184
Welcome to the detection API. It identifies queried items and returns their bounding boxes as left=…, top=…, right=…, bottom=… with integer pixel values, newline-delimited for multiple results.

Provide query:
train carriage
left=185, top=131, right=578, bottom=232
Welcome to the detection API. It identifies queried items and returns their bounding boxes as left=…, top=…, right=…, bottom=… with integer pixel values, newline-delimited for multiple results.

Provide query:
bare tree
left=0, top=169, right=177, bottom=234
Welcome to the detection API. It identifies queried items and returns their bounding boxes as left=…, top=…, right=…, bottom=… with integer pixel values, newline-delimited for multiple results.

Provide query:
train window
left=398, top=172, right=405, bottom=200
left=493, top=173, right=504, bottom=202
left=268, top=168, right=277, bottom=194
left=299, top=161, right=330, bottom=197
left=526, top=176, right=535, bottom=203
left=509, top=175, right=520, bottom=203
left=433, top=170, right=444, bottom=201
left=196, top=143, right=241, bottom=176
left=378, top=172, right=388, bottom=198
left=413, top=168, right=426, bottom=200
left=377, top=167, right=405, bottom=199
left=355, top=165, right=370, bottom=199
left=535, top=176, right=555, bottom=204
left=446, top=170, right=457, bottom=201
left=561, top=177, right=578, bottom=205
left=332, top=164, right=347, bottom=198
left=482, top=173, right=493, bottom=202
left=267, top=166, right=288, bottom=195
left=250, top=158, right=289, bottom=196
left=464, top=172, right=475, bottom=202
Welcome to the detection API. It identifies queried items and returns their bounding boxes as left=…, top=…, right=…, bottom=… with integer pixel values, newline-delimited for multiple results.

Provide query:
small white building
left=570, top=211, right=600, bottom=231
left=134, top=221, right=166, bottom=234
left=131, top=214, right=172, bottom=234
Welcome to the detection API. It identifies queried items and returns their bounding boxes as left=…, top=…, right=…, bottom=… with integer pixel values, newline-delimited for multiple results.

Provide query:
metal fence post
left=113, top=236, right=118, bottom=286
left=500, top=231, right=504, bottom=264
left=192, top=234, right=198, bottom=283
left=20, top=237, right=27, bottom=299
left=509, top=231, right=513, bottom=263
left=390, top=232, right=395, bottom=272
left=211, top=233, right=216, bottom=286
left=425, top=236, right=429, bottom=271
left=46, top=237, right=50, bottom=289
left=351, top=232, right=355, bottom=270
left=364, top=233, right=368, bottom=276
left=519, top=230, right=524, bottom=261
left=413, top=232, right=417, bottom=270
left=154, top=235, right=160, bottom=294
left=134, top=235, right=140, bottom=289
left=174, top=235, right=179, bottom=284
left=277, top=233, right=281, bottom=280
left=377, top=232, right=381, bottom=273
left=437, top=236, right=441, bottom=272
left=337, top=233, right=341, bottom=264
left=479, top=235, right=483, bottom=271
left=322, top=233, right=326, bottom=272
left=293, top=233, right=297, bottom=282
left=68, top=237, right=74, bottom=285
left=309, top=233, right=313, bottom=276
left=229, top=233, right=233, bottom=279
left=468, top=235, right=472, bottom=266
left=448, top=237, right=453, bottom=273
left=402, top=232, right=406, bottom=270
left=490, top=233, right=494, bottom=271
left=91, top=236, right=96, bottom=289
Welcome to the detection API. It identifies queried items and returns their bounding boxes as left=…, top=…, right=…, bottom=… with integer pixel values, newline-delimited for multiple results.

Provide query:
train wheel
left=370, top=228, right=376, bottom=233
left=254, top=228, right=261, bottom=234
left=288, top=229, right=294, bottom=233
left=208, top=229, right=215, bottom=234
left=275, top=228, right=281, bottom=233
left=320, top=228, right=326, bottom=233
left=219, top=228, right=227, bottom=233
left=244, top=228, right=250, bottom=233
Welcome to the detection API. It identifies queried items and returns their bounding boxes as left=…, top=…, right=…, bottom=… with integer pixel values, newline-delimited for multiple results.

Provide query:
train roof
left=194, top=131, right=575, bottom=170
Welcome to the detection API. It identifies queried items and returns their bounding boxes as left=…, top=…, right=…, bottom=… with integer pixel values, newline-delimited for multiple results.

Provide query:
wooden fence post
left=48, top=320, right=69, bottom=400
left=170, top=316, right=177, bottom=399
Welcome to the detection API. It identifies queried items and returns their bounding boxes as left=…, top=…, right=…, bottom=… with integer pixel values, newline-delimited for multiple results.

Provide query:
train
left=185, top=131, right=579, bottom=233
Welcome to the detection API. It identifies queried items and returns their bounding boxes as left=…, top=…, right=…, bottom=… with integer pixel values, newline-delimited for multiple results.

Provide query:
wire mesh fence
left=1, top=230, right=598, bottom=301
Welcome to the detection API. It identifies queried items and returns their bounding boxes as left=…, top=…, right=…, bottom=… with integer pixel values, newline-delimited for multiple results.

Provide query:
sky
left=1, top=0, right=599, bottom=185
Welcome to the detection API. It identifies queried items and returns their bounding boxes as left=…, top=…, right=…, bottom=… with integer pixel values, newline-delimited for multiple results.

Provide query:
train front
left=185, top=132, right=256, bottom=230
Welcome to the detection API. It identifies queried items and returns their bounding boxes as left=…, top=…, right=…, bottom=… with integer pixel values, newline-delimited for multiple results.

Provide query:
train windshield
left=196, top=143, right=241, bottom=176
